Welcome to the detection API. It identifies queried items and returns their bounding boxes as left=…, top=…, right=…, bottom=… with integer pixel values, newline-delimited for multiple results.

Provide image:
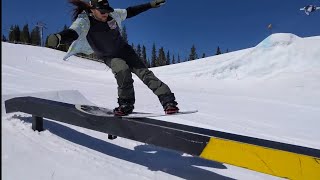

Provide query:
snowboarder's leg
left=132, top=68, right=179, bottom=114
left=103, top=57, right=135, bottom=115
left=104, top=57, right=135, bottom=101
left=135, top=68, right=171, bottom=95
left=119, top=46, right=179, bottom=113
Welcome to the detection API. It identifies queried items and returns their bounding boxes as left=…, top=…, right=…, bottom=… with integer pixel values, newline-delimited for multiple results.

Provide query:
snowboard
left=75, top=104, right=198, bottom=119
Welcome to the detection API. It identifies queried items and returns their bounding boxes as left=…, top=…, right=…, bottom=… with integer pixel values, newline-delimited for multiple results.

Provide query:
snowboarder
left=300, top=5, right=320, bottom=15
left=47, top=0, right=179, bottom=116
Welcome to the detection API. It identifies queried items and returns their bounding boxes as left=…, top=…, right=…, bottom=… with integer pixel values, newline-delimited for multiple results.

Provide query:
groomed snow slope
left=2, top=33, right=320, bottom=179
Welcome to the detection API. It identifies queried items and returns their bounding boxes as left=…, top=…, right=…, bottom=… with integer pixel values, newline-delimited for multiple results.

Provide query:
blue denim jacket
left=63, top=9, right=127, bottom=60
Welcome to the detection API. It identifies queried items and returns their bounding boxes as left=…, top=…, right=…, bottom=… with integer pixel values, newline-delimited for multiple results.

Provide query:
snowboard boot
left=163, top=101, right=179, bottom=114
left=113, top=98, right=135, bottom=116
left=158, top=93, right=179, bottom=114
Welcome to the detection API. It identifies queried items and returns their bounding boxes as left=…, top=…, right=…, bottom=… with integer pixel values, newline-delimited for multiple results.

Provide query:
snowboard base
left=75, top=104, right=198, bottom=118
left=75, top=104, right=198, bottom=140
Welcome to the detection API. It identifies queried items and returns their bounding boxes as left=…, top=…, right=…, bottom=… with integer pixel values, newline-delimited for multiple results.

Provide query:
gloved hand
left=47, top=34, right=61, bottom=48
left=150, top=0, right=166, bottom=8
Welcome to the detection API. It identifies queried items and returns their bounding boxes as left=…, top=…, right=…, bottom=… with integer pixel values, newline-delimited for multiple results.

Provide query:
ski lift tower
left=36, top=22, right=47, bottom=47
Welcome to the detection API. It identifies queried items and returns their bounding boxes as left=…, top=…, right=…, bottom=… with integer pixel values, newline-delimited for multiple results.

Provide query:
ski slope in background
left=2, top=33, right=320, bottom=179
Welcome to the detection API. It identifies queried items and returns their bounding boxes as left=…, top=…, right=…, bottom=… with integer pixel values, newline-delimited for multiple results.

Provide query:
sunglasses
left=96, top=8, right=112, bottom=14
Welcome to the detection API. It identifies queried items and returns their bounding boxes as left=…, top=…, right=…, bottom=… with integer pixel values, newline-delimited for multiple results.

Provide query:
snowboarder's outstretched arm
left=126, top=0, right=166, bottom=19
left=47, top=29, right=78, bottom=48
left=47, top=13, right=89, bottom=48
left=47, top=0, right=166, bottom=48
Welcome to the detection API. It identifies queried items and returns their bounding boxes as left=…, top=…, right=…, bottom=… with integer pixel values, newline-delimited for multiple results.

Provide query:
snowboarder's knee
left=111, top=58, right=130, bottom=73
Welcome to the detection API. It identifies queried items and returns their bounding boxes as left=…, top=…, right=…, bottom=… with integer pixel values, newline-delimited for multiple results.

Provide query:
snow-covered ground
left=2, top=33, right=320, bottom=179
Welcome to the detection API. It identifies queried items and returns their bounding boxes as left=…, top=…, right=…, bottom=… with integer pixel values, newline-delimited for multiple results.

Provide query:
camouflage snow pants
left=102, top=45, right=175, bottom=106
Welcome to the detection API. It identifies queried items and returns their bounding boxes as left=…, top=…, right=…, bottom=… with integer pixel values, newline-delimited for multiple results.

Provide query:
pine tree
left=172, top=54, right=175, bottom=64
left=157, top=47, right=166, bottom=66
left=151, top=43, right=157, bottom=67
left=30, top=26, right=41, bottom=46
left=202, top=53, right=206, bottom=58
left=142, top=45, right=148, bottom=67
left=9, top=25, right=21, bottom=42
left=156, top=47, right=161, bottom=67
left=45, top=35, right=49, bottom=47
left=20, top=24, right=31, bottom=44
left=166, top=51, right=170, bottom=65
left=161, top=48, right=166, bottom=66
left=189, top=44, right=198, bottom=61
left=9, top=25, right=15, bottom=42
left=14, top=25, right=21, bottom=42
left=137, top=44, right=142, bottom=60
left=131, top=43, right=136, bottom=53
left=121, top=25, right=128, bottom=43
left=177, top=54, right=181, bottom=63
left=216, top=46, right=222, bottom=55
left=2, top=34, right=7, bottom=42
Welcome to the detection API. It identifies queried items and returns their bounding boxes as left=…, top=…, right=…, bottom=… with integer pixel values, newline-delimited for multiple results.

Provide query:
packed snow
left=2, top=33, right=320, bottom=179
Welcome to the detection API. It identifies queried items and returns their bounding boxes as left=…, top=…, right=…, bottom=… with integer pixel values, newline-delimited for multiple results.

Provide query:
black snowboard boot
left=113, top=98, right=135, bottom=116
left=163, top=101, right=179, bottom=114
left=158, top=93, right=179, bottom=114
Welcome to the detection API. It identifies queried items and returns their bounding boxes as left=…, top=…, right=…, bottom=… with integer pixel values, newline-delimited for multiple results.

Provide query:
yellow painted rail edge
left=200, top=137, right=320, bottom=179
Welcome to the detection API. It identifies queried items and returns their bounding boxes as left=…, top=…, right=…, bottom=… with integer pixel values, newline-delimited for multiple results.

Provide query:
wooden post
left=108, top=134, right=117, bottom=140
left=32, top=115, right=44, bottom=131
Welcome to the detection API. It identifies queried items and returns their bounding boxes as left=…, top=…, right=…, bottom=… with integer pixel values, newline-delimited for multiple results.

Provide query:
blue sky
left=2, top=0, right=320, bottom=60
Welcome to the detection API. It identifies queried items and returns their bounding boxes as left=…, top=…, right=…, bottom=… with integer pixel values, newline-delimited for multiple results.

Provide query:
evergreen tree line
left=2, top=24, right=230, bottom=67
left=4, top=24, right=41, bottom=46
left=122, top=26, right=229, bottom=67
